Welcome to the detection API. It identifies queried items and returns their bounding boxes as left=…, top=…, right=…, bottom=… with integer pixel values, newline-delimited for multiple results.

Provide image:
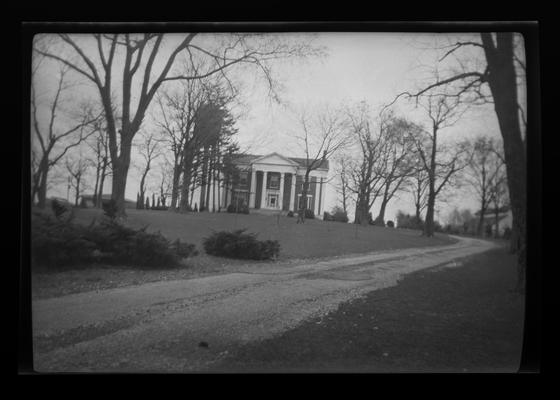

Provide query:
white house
left=475, top=206, right=513, bottom=237
left=221, top=152, right=329, bottom=217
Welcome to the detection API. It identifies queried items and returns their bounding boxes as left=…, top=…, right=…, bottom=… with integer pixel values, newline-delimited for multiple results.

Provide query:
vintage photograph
left=26, top=25, right=534, bottom=373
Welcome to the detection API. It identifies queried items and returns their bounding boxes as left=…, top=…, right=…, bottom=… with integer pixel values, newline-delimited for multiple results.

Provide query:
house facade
left=223, top=152, right=329, bottom=217
left=475, top=206, right=513, bottom=237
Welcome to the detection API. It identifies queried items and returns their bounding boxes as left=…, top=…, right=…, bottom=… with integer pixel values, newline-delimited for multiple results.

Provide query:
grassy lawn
left=208, top=247, right=524, bottom=373
left=32, top=208, right=458, bottom=300
left=72, top=208, right=456, bottom=260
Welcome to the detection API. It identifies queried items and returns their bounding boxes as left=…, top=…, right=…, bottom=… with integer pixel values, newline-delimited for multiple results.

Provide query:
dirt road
left=32, top=235, right=497, bottom=372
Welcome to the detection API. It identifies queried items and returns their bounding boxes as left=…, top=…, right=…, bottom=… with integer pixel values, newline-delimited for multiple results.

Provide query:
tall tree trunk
left=93, top=162, right=101, bottom=208
left=478, top=209, right=486, bottom=237
left=37, top=157, right=49, bottom=209
left=297, top=172, right=310, bottom=223
left=111, top=147, right=132, bottom=217
left=74, top=174, right=81, bottom=206
left=481, top=32, right=527, bottom=291
left=494, top=205, right=500, bottom=239
left=205, top=152, right=213, bottom=210
left=375, top=182, right=391, bottom=225
left=415, top=202, right=422, bottom=222
left=424, top=188, right=436, bottom=237
left=199, top=148, right=209, bottom=210
left=375, top=199, right=388, bottom=226
left=37, top=166, right=48, bottom=209
left=170, top=163, right=181, bottom=210
left=217, top=172, right=221, bottom=212
left=179, top=149, right=194, bottom=212
left=353, top=191, right=370, bottom=226
left=98, top=158, right=107, bottom=208
left=212, top=170, right=216, bottom=212
left=423, top=125, right=438, bottom=237
left=341, top=184, right=348, bottom=215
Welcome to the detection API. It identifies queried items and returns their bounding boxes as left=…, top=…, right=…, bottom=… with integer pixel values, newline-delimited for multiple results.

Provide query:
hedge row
left=202, top=229, right=280, bottom=260
left=31, top=210, right=197, bottom=270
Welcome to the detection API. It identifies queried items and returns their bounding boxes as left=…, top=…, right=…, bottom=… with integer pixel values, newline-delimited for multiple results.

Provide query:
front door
left=267, top=193, right=279, bottom=209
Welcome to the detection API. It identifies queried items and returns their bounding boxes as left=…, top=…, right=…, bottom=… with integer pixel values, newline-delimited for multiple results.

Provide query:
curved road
left=32, top=235, right=497, bottom=372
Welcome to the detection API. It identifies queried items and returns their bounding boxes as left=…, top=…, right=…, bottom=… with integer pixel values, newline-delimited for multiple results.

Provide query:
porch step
left=251, top=208, right=289, bottom=216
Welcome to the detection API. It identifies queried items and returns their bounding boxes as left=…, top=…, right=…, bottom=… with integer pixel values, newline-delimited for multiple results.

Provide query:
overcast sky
left=34, top=32, right=519, bottom=223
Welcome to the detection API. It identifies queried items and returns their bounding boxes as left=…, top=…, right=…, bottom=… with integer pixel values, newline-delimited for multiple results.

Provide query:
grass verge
left=208, top=247, right=525, bottom=373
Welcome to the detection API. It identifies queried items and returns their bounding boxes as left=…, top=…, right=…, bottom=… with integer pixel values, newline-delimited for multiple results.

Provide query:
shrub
left=396, top=211, right=424, bottom=230
left=31, top=213, right=197, bottom=270
left=287, top=210, right=294, bottom=218
left=203, top=229, right=280, bottom=260
left=226, top=203, right=249, bottom=214
left=503, top=226, right=512, bottom=240
left=31, top=212, right=98, bottom=269
left=102, top=199, right=119, bottom=220
left=332, top=208, right=349, bottom=223
left=87, top=221, right=184, bottom=268
left=323, top=212, right=333, bottom=221
left=386, top=220, right=394, bottom=228
left=171, top=239, right=199, bottom=258
left=304, top=208, right=315, bottom=219
left=51, top=199, right=73, bottom=221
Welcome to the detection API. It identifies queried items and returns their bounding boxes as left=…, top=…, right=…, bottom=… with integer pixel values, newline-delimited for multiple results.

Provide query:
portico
left=224, top=152, right=329, bottom=217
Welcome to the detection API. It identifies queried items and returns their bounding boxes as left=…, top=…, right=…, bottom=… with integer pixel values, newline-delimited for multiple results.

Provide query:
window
left=232, top=190, right=249, bottom=208
left=238, top=172, right=248, bottom=187
left=268, top=173, right=280, bottom=190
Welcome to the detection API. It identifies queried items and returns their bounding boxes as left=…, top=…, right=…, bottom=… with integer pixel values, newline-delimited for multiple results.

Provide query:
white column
left=278, top=173, right=285, bottom=210
left=289, top=173, right=296, bottom=211
left=320, top=177, right=327, bottom=216
left=315, top=178, right=321, bottom=216
left=261, top=171, right=268, bottom=209
left=249, top=169, right=257, bottom=208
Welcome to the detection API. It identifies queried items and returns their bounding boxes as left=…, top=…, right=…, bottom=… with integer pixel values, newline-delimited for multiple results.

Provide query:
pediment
left=252, top=152, right=299, bottom=166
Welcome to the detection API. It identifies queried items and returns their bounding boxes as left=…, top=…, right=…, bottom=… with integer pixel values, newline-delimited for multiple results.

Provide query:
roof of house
left=233, top=153, right=329, bottom=170
left=474, top=205, right=511, bottom=217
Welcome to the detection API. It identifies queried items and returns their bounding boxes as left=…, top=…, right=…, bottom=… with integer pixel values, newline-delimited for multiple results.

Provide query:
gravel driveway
left=32, top=235, right=498, bottom=373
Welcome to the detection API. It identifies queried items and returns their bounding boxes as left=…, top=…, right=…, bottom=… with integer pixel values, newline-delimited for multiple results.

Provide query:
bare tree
left=408, top=167, right=429, bottom=223
left=387, top=32, right=528, bottom=290
left=31, top=65, right=100, bottom=208
left=373, top=114, right=419, bottom=225
left=86, top=120, right=112, bottom=208
left=34, top=33, right=321, bottom=217
left=292, top=106, right=349, bottom=223
left=409, top=92, right=471, bottom=237
left=464, top=136, right=506, bottom=236
left=156, top=160, right=173, bottom=208
left=345, top=104, right=417, bottom=226
left=135, top=131, right=160, bottom=210
left=487, top=148, right=510, bottom=240
left=346, top=105, right=389, bottom=225
left=65, top=157, right=90, bottom=206
left=333, top=155, right=353, bottom=216
left=152, top=63, right=216, bottom=211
